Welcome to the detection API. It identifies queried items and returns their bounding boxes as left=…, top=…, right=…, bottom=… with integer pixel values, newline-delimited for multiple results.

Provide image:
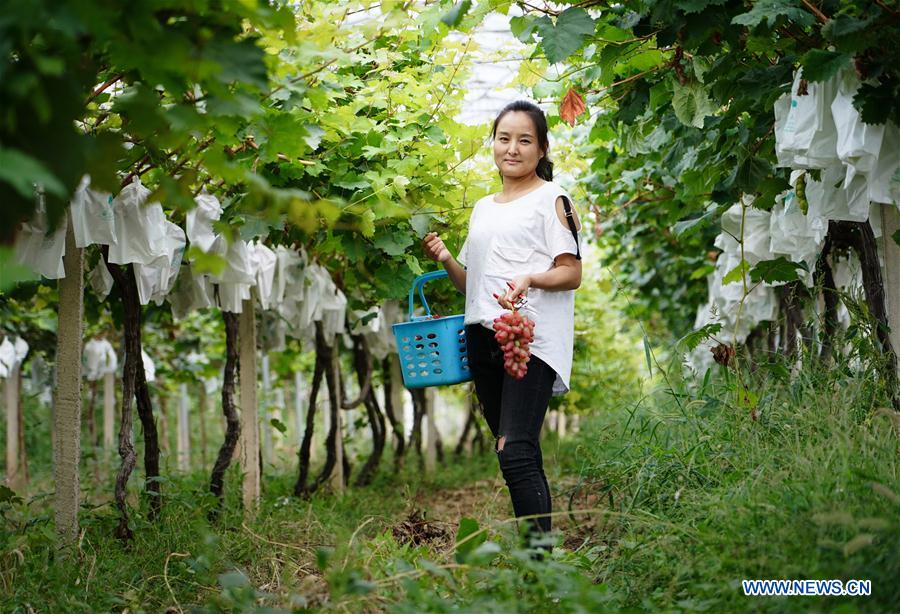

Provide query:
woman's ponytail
left=536, top=156, right=553, bottom=181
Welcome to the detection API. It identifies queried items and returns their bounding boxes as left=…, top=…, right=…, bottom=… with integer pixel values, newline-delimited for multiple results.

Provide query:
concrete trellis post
left=3, top=339, right=30, bottom=489
left=239, top=293, right=260, bottom=510
left=274, top=387, right=285, bottom=454
left=53, top=212, right=84, bottom=544
left=331, top=408, right=344, bottom=491
left=882, top=206, right=900, bottom=379
left=201, top=379, right=215, bottom=469
left=261, top=354, right=272, bottom=466
left=389, top=355, right=406, bottom=435
left=557, top=407, right=567, bottom=438
left=329, top=349, right=344, bottom=493
left=103, top=371, right=116, bottom=452
left=5, top=364, right=21, bottom=490
left=546, top=410, right=557, bottom=437
left=177, top=383, right=190, bottom=472
left=157, top=390, right=169, bottom=454
left=424, top=387, right=437, bottom=474
left=15, top=368, right=26, bottom=486
left=320, top=371, right=332, bottom=467
left=463, top=390, right=477, bottom=457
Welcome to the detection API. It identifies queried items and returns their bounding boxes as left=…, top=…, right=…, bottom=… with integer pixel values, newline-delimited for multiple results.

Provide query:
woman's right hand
left=422, top=232, right=451, bottom=263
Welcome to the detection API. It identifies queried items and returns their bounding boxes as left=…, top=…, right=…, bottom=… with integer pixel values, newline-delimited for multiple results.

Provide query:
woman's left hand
left=498, top=274, right=531, bottom=310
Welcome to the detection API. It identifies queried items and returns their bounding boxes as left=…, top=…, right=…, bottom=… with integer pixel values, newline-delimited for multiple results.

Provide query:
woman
left=422, top=100, right=582, bottom=545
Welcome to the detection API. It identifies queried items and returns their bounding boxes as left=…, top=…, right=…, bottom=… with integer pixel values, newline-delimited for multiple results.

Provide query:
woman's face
left=493, top=111, right=544, bottom=180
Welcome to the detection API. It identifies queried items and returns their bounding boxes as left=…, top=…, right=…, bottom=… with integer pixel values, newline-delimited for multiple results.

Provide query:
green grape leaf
left=672, top=208, right=717, bottom=237
left=455, top=517, right=487, bottom=563
left=303, top=125, right=325, bottom=150
left=800, top=50, right=850, bottom=83
left=596, top=44, right=624, bottom=87
left=261, top=115, right=312, bottom=159
left=205, top=39, right=268, bottom=90
left=537, top=8, right=596, bottom=64
left=672, top=82, right=717, bottom=128
left=270, top=418, right=287, bottom=434
left=854, top=80, right=895, bottom=125
left=112, top=83, right=169, bottom=135
left=373, top=230, right=413, bottom=257
left=409, top=212, right=434, bottom=237
left=424, top=124, right=446, bottom=144
left=357, top=209, right=376, bottom=238
left=691, top=264, right=715, bottom=280
left=0, top=484, right=23, bottom=504
left=532, top=78, right=564, bottom=99
left=749, top=257, right=806, bottom=284
left=677, top=322, right=723, bottom=352
left=594, top=23, right=632, bottom=43
left=404, top=253, right=424, bottom=276
left=822, top=14, right=875, bottom=47
left=736, top=157, right=772, bottom=193
left=722, top=259, right=749, bottom=285
left=510, top=15, right=547, bottom=43
left=625, top=49, right=665, bottom=72
left=617, top=80, right=651, bottom=123
left=239, top=215, right=281, bottom=241
left=375, top=261, right=415, bottom=300
left=334, top=174, right=370, bottom=191
left=340, top=236, right=367, bottom=264
left=441, top=0, right=472, bottom=28
left=0, top=148, right=67, bottom=199
left=731, top=0, right=815, bottom=28
left=392, top=175, right=410, bottom=197
left=677, top=0, right=729, bottom=14
left=187, top=248, right=227, bottom=277
left=359, top=311, right=379, bottom=327
left=0, top=247, right=39, bottom=293
left=754, top=175, right=792, bottom=211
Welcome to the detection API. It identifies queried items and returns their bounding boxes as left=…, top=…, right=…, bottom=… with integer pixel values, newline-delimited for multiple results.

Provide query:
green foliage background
left=1, top=1, right=898, bottom=611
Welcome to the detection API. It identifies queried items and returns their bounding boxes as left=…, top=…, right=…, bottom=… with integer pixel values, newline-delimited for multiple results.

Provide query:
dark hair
left=491, top=100, right=553, bottom=181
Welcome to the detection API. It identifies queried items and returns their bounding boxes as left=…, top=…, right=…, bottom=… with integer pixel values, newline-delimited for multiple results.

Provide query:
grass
left=1, top=449, right=503, bottom=611
left=561, top=363, right=899, bottom=612
left=1, top=359, right=897, bottom=612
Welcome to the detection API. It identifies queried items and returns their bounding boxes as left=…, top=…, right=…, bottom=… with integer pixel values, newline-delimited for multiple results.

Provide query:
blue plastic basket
left=392, top=270, right=472, bottom=389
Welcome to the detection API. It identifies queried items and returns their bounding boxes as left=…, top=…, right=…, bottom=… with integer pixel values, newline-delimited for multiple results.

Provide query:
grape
left=491, top=309, right=535, bottom=380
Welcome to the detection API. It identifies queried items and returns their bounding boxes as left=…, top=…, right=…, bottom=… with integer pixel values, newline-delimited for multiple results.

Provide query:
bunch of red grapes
left=492, top=310, right=535, bottom=380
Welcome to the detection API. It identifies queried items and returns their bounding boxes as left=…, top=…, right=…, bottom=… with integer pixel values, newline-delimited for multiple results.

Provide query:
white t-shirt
left=457, top=180, right=581, bottom=396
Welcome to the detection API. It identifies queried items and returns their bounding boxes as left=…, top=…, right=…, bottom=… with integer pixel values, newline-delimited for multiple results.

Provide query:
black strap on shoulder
left=560, top=195, right=581, bottom=261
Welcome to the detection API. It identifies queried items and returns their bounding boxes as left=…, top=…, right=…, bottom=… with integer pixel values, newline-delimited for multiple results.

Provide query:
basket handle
left=408, top=270, right=448, bottom=321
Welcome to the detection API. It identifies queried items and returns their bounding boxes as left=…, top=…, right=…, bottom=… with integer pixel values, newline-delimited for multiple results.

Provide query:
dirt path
left=393, top=469, right=603, bottom=554
left=413, top=476, right=508, bottom=526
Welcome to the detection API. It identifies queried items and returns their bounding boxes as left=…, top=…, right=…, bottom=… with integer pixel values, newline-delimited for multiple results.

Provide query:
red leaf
left=560, top=88, right=586, bottom=127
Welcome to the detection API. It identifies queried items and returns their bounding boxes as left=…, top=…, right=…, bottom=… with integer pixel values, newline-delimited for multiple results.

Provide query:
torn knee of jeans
left=496, top=438, right=539, bottom=463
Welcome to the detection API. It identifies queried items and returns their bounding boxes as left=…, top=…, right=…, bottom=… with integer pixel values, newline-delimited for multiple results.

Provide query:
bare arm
left=498, top=196, right=582, bottom=309
left=529, top=253, right=582, bottom=291
left=442, top=256, right=467, bottom=294
left=498, top=254, right=581, bottom=309
left=422, top=232, right=466, bottom=294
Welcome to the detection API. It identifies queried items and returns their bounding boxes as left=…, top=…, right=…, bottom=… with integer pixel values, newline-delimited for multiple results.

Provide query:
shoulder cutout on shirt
left=554, top=196, right=582, bottom=232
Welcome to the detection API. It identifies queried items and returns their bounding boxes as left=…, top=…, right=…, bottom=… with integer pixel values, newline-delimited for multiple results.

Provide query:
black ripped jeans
left=466, top=323, right=556, bottom=537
